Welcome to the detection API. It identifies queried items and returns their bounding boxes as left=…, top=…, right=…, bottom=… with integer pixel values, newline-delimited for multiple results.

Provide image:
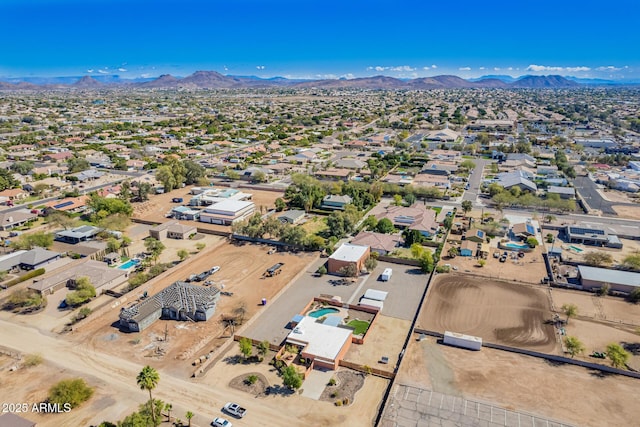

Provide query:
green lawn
left=300, top=217, right=328, bottom=235
left=347, top=319, right=370, bottom=335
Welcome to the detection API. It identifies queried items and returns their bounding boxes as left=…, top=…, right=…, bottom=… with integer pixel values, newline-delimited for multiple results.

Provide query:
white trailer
left=380, top=268, right=393, bottom=281
left=443, top=331, right=482, bottom=351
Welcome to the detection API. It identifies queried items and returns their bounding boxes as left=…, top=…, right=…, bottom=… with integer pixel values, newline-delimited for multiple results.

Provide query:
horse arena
left=419, top=274, right=558, bottom=353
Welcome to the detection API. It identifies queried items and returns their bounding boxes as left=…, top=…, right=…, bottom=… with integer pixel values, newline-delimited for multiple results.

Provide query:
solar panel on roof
left=53, top=201, right=74, bottom=209
left=526, top=224, right=535, bottom=234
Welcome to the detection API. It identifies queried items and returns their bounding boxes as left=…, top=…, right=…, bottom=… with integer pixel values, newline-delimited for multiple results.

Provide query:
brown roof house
left=0, top=209, right=38, bottom=230
left=376, top=204, right=439, bottom=238
left=351, top=231, right=402, bottom=255
left=149, top=220, right=197, bottom=240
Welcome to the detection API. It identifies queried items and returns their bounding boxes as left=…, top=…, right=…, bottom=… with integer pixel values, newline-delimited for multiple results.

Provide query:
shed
left=358, top=297, right=384, bottom=311
left=363, top=289, right=388, bottom=301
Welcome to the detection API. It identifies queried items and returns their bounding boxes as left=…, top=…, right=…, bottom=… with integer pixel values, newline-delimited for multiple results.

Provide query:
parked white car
left=212, top=417, right=232, bottom=427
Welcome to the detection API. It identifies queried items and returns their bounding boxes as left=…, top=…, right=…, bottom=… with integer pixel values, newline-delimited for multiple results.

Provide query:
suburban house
left=199, top=199, right=256, bottom=225
left=0, top=188, right=29, bottom=201
left=321, top=195, right=353, bottom=211
left=565, top=225, right=622, bottom=248
left=425, top=128, right=460, bottom=142
left=376, top=204, right=439, bottom=238
left=0, top=209, right=38, bottom=230
left=0, top=247, right=61, bottom=272
left=511, top=222, right=536, bottom=240
left=327, top=243, right=370, bottom=275
left=277, top=210, right=306, bottom=225
left=55, top=225, right=102, bottom=244
left=314, top=168, right=353, bottom=181
left=119, top=281, right=221, bottom=332
left=578, top=266, right=640, bottom=294
left=285, top=315, right=352, bottom=371
left=149, top=220, right=197, bottom=240
left=44, top=195, right=90, bottom=213
left=547, top=186, right=575, bottom=199
left=463, top=229, right=486, bottom=243
left=28, top=259, right=128, bottom=295
left=351, top=231, right=402, bottom=255
left=496, top=170, right=538, bottom=193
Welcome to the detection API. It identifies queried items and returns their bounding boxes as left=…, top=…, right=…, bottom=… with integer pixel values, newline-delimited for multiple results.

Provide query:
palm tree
left=137, top=365, right=160, bottom=426
left=186, top=411, right=194, bottom=427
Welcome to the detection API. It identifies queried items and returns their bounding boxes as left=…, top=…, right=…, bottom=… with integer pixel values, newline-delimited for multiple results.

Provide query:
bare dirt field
left=551, top=288, right=640, bottom=325
left=419, top=275, right=558, bottom=353
left=132, top=185, right=284, bottom=233
left=73, top=242, right=316, bottom=378
left=344, top=315, right=411, bottom=369
left=395, top=336, right=640, bottom=427
left=612, top=204, right=640, bottom=219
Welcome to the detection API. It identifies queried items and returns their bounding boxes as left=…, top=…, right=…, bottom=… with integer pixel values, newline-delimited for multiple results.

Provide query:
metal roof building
left=578, top=265, right=640, bottom=294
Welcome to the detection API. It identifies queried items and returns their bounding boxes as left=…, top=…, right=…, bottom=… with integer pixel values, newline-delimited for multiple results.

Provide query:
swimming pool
left=308, top=307, right=340, bottom=318
left=569, top=245, right=584, bottom=253
left=504, top=242, right=530, bottom=250
left=119, top=259, right=140, bottom=270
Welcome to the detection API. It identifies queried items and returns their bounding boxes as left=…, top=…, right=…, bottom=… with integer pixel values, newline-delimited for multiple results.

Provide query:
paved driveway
left=463, top=158, right=491, bottom=205
left=572, top=176, right=617, bottom=215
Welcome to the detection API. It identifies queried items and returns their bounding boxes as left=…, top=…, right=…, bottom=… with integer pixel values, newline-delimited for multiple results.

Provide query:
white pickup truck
left=223, top=402, right=246, bottom=418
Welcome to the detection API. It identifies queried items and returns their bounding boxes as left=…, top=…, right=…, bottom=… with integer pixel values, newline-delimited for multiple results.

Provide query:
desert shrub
left=245, top=375, right=258, bottom=385
left=48, top=378, right=94, bottom=408
left=334, top=400, right=342, bottom=407
left=23, top=353, right=43, bottom=367
left=4, top=268, right=45, bottom=288
left=328, top=378, right=336, bottom=386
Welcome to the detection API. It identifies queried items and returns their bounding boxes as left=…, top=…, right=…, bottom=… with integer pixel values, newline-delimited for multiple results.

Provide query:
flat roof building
left=199, top=199, right=255, bottom=225
left=55, top=225, right=102, bottom=244
left=578, top=265, right=640, bottom=294
left=327, top=243, right=370, bottom=275
left=285, top=316, right=353, bottom=370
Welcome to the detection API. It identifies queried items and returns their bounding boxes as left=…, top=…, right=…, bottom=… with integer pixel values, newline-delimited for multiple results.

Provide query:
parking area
left=242, top=260, right=430, bottom=346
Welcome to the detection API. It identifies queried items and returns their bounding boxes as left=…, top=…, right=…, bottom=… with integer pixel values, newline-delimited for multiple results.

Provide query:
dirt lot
left=395, top=336, right=640, bottom=427
left=419, top=275, right=558, bottom=353
left=344, top=315, right=411, bottom=369
left=551, top=288, right=640, bottom=325
left=132, top=184, right=284, bottom=233
left=612, top=204, right=640, bottom=219
left=73, top=242, right=316, bottom=378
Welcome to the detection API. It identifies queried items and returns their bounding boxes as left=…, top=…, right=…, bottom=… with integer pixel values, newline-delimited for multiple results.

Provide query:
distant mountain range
left=1, top=71, right=638, bottom=91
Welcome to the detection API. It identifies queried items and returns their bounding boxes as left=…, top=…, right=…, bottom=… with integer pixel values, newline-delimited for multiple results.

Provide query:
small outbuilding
left=328, top=243, right=370, bottom=275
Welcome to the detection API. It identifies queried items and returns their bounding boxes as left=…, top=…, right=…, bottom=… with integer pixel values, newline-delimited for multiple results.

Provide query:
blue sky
left=2, top=0, right=639, bottom=80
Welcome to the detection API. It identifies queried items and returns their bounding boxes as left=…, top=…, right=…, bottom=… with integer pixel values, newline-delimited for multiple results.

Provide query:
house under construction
left=119, top=281, right=220, bottom=332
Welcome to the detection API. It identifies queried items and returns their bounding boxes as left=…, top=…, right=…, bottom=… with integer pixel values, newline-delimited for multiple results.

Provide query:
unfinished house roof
left=119, top=281, right=221, bottom=324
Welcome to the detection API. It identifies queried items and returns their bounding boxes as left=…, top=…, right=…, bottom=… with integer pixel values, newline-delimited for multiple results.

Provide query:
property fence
left=338, top=359, right=395, bottom=379
left=377, top=256, right=421, bottom=267
left=231, top=234, right=305, bottom=251
left=413, top=328, right=640, bottom=380
left=131, top=218, right=232, bottom=238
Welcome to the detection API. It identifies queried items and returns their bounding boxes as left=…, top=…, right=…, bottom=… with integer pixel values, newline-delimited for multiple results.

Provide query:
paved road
left=462, top=158, right=491, bottom=204
left=572, top=176, right=617, bottom=215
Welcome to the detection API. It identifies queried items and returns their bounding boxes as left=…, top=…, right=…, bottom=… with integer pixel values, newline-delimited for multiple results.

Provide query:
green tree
left=10, top=161, right=34, bottom=175
left=0, top=169, right=19, bottom=191
left=628, top=288, right=640, bottom=304
left=177, top=249, right=189, bottom=262
left=155, top=165, right=177, bottom=192
left=144, top=238, right=165, bottom=264
left=544, top=214, right=556, bottom=224
left=48, top=378, right=94, bottom=409
left=448, top=246, right=459, bottom=258
left=239, top=337, right=253, bottom=360
left=526, top=237, right=539, bottom=248
left=393, top=194, right=403, bottom=206
left=258, top=340, right=270, bottom=358
left=375, top=218, right=395, bottom=234
left=561, top=303, right=578, bottom=324
left=606, top=343, right=630, bottom=368
left=164, top=403, right=173, bottom=423
left=461, top=200, right=473, bottom=216
left=564, top=336, right=585, bottom=358
left=10, top=231, right=54, bottom=250
left=338, top=264, right=358, bottom=277
left=185, top=411, right=194, bottom=427
left=281, top=365, right=303, bottom=390
left=136, top=366, right=160, bottom=426
left=459, top=159, right=476, bottom=171
left=106, top=237, right=121, bottom=254
left=66, top=277, right=96, bottom=306
left=274, top=198, right=287, bottom=212
left=47, top=211, right=77, bottom=230
left=363, top=215, right=378, bottom=231
left=67, top=157, right=90, bottom=173
left=183, top=160, right=206, bottom=185
left=403, top=229, right=424, bottom=247
left=477, top=259, right=486, bottom=267
left=364, top=256, right=378, bottom=271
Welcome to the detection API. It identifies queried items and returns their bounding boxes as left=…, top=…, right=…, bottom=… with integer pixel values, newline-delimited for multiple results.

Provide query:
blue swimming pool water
left=119, top=259, right=140, bottom=269
left=504, top=242, right=530, bottom=250
left=308, top=307, right=339, bottom=318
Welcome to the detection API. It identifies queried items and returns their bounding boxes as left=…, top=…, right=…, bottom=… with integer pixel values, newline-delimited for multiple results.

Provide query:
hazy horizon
left=1, top=0, right=639, bottom=80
